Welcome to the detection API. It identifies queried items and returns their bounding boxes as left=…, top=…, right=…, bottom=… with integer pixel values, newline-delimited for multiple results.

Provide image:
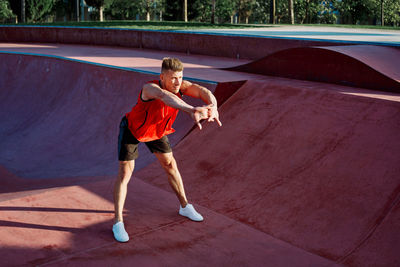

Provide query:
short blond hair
left=161, top=57, right=184, bottom=73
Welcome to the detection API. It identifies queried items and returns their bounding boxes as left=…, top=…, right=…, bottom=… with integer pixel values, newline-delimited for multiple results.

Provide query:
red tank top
left=126, top=80, right=182, bottom=142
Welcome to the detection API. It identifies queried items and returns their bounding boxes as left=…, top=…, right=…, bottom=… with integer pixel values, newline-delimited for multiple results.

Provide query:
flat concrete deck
left=177, top=25, right=400, bottom=46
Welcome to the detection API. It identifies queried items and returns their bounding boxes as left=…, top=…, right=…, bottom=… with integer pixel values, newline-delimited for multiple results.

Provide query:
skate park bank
left=0, top=26, right=399, bottom=266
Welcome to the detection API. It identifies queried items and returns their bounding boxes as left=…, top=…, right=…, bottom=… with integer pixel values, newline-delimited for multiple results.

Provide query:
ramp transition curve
left=138, top=79, right=400, bottom=266
left=227, top=45, right=400, bottom=93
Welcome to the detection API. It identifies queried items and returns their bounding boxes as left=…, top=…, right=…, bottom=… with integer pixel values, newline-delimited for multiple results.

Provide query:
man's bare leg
left=114, top=160, right=135, bottom=223
left=155, top=152, right=203, bottom=221
left=154, top=152, right=188, bottom=207
left=112, top=160, right=134, bottom=242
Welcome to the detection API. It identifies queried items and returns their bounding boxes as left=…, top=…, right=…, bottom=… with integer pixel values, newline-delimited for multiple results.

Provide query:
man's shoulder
left=146, top=80, right=161, bottom=86
left=180, top=80, right=192, bottom=92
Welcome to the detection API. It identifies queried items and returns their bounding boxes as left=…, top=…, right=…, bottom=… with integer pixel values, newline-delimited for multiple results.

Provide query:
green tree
left=163, top=0, right=236, bottom=23
left=338, top=0, right=380, bottom=24
left=104, top=0, right=139, bottom=19
left=138, top=0, right=163, bottom=21
left=318, top=0, right=338, bottom=24
left=250, top=0, right=270, bottom=24
left=85, top=0, right=105, bottom=20
left=288, top=0, right=294, bottom=24
left=105, top=0, right=163, bottom=21
left=238, top=0, right=257, bottom=23
left=100, top=0, right=399, bottom=25
left=164, top=0, right=181, bottom=20
left=337, top=0, right=400, bottom=25
left=215, top=0, right=237, bottom=23
left=191, top=0, right=211, bottom=22
left=293, top=0, right=320, bottom=24
left=382, top=0, right=400, bottom=26
left=0, top=0, right=15, bottom=22
left=53, top=0, right=75, bottom=21
left=26, top=0, right=56, bottom=22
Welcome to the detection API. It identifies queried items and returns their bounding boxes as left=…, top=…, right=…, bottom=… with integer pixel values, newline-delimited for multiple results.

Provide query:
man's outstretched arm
left=142, top=83, right=209, bottom=130
left=180, top=81, right=222, bottom=127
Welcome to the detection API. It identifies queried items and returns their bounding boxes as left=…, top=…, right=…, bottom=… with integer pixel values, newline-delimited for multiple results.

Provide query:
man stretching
left=113, top=57, right=222, bottom=242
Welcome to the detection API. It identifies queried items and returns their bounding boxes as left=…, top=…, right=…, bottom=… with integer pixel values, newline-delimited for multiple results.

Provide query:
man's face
left=160, top=70, right=183, bottom=94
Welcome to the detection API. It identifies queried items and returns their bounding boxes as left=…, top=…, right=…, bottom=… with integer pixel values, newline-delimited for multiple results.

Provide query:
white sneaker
left=179, top=204, right=204, bottom=222
left=112, top=221, right=129, bottom=242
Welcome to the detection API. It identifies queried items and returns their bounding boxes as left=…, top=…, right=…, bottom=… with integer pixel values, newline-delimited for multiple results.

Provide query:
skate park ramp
left=0, top=41, right=400, bottom=266
left=227, top=45, right=400, bottom=93
left=137, top=77, right=400, bottom=266
left=0, top=52, right=216, bottom=179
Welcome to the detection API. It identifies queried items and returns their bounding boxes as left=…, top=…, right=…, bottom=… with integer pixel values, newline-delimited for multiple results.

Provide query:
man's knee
left=117, top=160, right=135, bottom=183
left=157, top=153, right=176, bottom=170
left=161, top=157, right=176, bottom=170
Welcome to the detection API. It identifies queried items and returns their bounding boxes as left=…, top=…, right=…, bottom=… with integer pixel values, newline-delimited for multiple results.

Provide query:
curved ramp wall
left=227, top=45, right=400, bottom=93
left=137, top=78, right=400, bottom=267
left=0, top=26, right=350, bottom=60
left=0, top=52, right=216, bottom=179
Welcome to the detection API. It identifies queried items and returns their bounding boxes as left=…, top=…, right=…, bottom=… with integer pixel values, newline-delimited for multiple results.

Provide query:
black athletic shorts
left=118, top=116, right=172, bottom=161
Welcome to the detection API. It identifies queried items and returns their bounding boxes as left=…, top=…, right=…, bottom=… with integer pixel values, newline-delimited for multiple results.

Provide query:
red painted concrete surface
left=0, top=42, right=256, bottom=83
left=0, top=40, right=400, bottom=266
left=0, top=26, right=351, bottom=60
left=138, top=79, right=400, bottom=266
left=227, top=45, right=400, bottom=93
